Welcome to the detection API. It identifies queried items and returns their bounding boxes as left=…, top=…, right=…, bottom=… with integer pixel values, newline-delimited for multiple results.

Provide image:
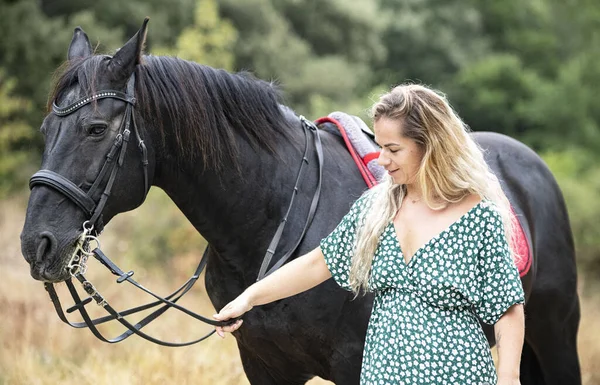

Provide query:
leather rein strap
left=43, top=248, right=216, bottom=346
left=29, top=73, right=323, bottom=345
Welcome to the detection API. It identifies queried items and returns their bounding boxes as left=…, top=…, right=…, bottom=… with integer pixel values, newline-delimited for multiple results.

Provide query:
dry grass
left=579, top=280, right=600, bottom=385
left=1, top=193, right=598, bottom=385
left=0, top=194, right=331, bottom=385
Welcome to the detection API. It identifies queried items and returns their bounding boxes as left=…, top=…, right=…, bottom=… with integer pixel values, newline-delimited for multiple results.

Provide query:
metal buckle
left=67, top=221, right=101, bottom=277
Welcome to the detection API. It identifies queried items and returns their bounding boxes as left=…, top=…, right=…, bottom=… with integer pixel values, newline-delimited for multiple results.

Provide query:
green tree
left=218, top=0, right=385, bottom=116
left=377, top=0, right=490, bottom=86
left=156, top=0, right=238, bottom=71
left=448, top=54, right=541, bottom=137
left=543, top=149, right=600, bottom=274
left=522, top=50, right=600, bottom=151
left=40, top=0, right=197, bottom=49
left=0, top=70, right=37, bottom=197
left=0, top=0, right=72, bottom=113
left=272, top=0, right=385, bottom=67
left=472, top=0, right=559, bottom=76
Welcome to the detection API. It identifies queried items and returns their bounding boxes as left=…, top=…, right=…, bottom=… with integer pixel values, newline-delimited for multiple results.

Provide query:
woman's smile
left=374, top=117, right=424, bottom=185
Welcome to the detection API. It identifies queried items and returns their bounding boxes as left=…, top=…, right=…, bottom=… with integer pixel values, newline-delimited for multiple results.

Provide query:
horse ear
left=108, top=17, right=149, bottom=82
left=68, top=27, right=92, bottom=60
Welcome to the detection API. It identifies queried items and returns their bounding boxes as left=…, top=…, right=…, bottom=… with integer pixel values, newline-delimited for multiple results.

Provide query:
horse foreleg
left=237, top=345, right=315, bottom=385
left=520, top=341, right=545, bottom=385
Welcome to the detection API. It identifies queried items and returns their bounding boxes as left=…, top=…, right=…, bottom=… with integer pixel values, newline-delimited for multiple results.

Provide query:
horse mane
left=48, top=54, right=292, bottom=172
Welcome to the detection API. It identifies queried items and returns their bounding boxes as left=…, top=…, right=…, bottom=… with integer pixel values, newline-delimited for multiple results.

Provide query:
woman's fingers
left=213, top=297, right=251, bottom=321
left=213, top=295, right=251, bottom=338
left=215, top=320, right=243, bottom=338
left=213, top=306, right=235, bottom=320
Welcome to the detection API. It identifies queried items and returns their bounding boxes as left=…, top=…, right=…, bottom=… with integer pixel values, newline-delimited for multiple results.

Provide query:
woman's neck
left=404, top=183, right=424, bottom=203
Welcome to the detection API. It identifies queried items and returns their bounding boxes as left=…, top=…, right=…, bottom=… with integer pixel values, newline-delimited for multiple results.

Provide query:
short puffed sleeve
left=473, top=204, right=525, bottom=324
left=319, top=194, right=371, bottom=291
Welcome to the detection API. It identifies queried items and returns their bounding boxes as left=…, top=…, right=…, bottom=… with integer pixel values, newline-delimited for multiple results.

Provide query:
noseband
left=28, top=73, right=323, bottom=346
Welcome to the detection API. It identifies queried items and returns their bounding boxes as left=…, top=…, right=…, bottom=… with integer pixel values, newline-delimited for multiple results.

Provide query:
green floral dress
left=320, top=194, right=525, bottom=385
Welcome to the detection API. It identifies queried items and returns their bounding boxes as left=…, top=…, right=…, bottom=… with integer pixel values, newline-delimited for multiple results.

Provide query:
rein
left=44, top=226, right=219, bottom=346
left=29, top=73, right=323, bottom=346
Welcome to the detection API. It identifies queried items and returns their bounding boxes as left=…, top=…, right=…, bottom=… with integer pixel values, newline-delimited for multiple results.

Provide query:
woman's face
left=374, top=117, right=424, bottom=185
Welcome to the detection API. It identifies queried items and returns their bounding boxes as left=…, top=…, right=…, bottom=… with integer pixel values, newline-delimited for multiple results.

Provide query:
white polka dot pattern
left=320, top=196, right=525, bottom=385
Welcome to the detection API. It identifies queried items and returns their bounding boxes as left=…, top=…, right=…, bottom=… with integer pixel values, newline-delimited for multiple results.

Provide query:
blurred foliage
left=218, top=0, right=383, bottom=114
left=156, top=0, right=237, bottom=70
left=377, top=0, right=489, bottom=86
left=0, top=69, right=38, bottom=197
left=1, top=0, right=599, bottom=272
left=523, top=49, right=600, bottom=151
left=543, top=149, right=600, bottom=274
left=107, top=188, right=208, bottom=267
left=449, top=53, right=541, bottom=137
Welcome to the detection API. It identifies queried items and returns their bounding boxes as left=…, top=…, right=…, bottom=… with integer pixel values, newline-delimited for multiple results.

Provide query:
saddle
left=315, top=112, right=531, bottom=277
left=316, top=112, right=385, bottom=187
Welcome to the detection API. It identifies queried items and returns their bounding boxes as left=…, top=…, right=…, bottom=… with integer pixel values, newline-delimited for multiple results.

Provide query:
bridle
left=32, top=75, right=148, bottom=234
left=28, top=71, right=323, bottom=346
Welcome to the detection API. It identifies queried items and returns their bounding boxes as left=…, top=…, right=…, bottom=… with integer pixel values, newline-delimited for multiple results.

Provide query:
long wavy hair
left=349, top=84, right=514, bottom=294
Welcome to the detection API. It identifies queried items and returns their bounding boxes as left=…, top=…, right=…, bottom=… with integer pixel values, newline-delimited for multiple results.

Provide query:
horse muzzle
left=21, top=230, right=76, bottom=282
left=29, top=261, right=70, bottom=283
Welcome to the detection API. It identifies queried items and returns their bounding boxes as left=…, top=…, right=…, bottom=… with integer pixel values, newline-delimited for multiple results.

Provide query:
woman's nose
left=377, top=153, right=390, bottom=166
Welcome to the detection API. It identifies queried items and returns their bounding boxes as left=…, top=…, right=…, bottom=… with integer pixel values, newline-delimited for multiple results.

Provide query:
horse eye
left=89, top=124, right=108, bottom=136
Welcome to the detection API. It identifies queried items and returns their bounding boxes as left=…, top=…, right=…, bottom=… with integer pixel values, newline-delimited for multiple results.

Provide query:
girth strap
left=256, top=116, right=323, bottom=281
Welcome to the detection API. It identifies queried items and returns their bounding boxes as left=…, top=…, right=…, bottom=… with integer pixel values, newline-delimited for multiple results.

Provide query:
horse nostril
left=36, top=231, right=58, bottom=264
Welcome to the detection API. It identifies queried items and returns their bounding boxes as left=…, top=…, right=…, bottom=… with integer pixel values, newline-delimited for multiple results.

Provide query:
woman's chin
left=388, top=173, right=404, bottom=184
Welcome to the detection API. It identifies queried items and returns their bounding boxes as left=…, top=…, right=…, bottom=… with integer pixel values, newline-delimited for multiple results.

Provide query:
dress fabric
left=320, top=194, right=525, bottom=385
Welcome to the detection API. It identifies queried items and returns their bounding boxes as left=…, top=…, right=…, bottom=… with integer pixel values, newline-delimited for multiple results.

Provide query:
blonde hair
left=349, top=84, right=514, bottom=294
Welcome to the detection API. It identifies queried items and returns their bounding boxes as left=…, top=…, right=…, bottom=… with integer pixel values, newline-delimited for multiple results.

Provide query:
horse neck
left=151, top=114, right=310, bottom=270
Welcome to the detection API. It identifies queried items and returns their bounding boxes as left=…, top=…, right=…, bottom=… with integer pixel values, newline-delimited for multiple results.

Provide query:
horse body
left=153, top=105, right=373, bottom=383
left=20, top=22, right=580, bottom=385
left=474, top=132, right=581, bottom=384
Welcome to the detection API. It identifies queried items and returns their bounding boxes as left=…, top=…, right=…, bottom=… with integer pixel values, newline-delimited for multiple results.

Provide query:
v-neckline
left=390, top=200, right=483, bottom=266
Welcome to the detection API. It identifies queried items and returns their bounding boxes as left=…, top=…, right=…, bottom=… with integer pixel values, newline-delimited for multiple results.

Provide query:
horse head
left=21, top=19, right=154, bottom=282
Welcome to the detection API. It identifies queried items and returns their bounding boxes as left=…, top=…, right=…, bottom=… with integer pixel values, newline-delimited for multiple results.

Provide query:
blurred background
left=0, top=0, right=599, bottom=384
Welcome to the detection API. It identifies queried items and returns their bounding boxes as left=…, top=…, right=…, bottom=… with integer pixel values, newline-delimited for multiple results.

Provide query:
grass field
left=1, top=194, right=598, bottom=385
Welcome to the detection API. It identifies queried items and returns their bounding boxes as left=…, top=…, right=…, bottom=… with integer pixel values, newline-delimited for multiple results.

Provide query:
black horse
left=20, top=21, right=581, bottom=385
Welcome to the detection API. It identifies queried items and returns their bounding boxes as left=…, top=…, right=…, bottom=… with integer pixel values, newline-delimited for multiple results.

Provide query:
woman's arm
left=495, top=303, right=525, bottom=384
left=213, top=246, right=332, bottom=336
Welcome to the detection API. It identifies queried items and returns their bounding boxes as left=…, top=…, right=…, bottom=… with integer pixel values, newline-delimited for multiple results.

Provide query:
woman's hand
left=212, top=247, right=330, bottom=338
left=213, top=293, right=253, bottom=338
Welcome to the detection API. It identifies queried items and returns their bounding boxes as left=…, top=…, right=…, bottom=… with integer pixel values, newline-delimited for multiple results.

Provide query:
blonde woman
left=214, top=84, right=525, bottom=385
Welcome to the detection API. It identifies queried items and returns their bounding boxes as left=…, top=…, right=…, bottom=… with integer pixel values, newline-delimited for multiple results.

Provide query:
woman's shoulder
left=447, top=194, right=485, bottom=219
left=352, top=185, right=385, bottom=210
left=452, top=195, right=501, bottom=226
left=478, top=199, right=502, bottom=218
left=472, top=199, right=506, bottom=236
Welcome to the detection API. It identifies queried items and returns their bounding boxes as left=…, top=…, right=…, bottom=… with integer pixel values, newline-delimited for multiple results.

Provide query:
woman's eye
left=390, top=149, right=399, bottom=154
left=89, top=124, right=107, bottom=136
